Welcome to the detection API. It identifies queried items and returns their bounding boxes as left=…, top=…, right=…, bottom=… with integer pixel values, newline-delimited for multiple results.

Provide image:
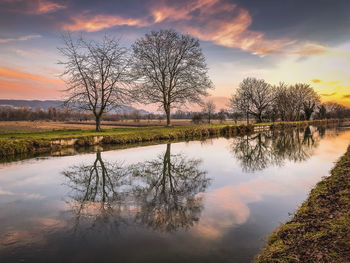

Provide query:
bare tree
left=273, top=82, right=290, bottom=121
left=202, top=99, right=216, bottom=124
left=230, top=77, right=274, bottom=123
left=130, top=29, right=213, bottom=126
left=59, top=34, right=130, bottom=131
left=301, top=84, right=320, bottom=120
left=229, top=87, right=251, bottom=125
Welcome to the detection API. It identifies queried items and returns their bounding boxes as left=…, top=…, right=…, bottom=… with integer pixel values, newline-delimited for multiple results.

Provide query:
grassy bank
left=0, top=119, right=342, bottom=158
left=255, top=145, right=350, bottom=263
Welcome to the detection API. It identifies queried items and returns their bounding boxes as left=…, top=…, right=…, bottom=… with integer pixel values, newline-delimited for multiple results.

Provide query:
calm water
left=0, top=127, right=349, bottom=263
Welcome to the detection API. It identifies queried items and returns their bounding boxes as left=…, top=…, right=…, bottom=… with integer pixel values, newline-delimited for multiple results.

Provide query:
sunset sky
left=0, top=0, right=350, bottom=109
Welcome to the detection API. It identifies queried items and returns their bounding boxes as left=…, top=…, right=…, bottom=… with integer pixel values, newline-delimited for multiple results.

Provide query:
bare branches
left=58, top=33, right=131, bottom=131
left=130, top=29, right=214, bottom=126
left=230, top=77, right=321, bottom=122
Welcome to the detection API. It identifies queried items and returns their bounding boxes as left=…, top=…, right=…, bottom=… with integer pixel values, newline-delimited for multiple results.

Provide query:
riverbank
left=255, top=145, right=350, bottom=263
left=0, top=119, right=343, bottom=158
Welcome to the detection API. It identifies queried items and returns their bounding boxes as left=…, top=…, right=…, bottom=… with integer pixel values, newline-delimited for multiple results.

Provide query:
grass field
left=0, top=119, right=246, bottom=134
left=0, top=119, right=342, bottom=158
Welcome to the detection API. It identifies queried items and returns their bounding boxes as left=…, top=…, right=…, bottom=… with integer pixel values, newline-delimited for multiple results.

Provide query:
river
left=0, top=126, right=349, bottom=263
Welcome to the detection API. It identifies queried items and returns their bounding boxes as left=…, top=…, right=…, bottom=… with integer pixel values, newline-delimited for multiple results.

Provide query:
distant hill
left=0, top=100, right=149, bottom=114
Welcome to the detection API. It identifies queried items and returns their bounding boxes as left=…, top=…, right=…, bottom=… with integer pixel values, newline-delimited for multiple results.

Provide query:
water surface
left=0, top=127, right=349, bottom=263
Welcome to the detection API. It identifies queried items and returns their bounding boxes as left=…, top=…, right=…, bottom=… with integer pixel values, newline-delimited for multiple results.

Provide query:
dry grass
left=0, top=120, right=245, bottom=133
left=255, top=145, right=350, bottom=263
left=0, top=121, right=118, bottom=133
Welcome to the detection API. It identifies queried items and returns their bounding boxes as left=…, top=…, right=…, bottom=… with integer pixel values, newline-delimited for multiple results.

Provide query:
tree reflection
left=131, top=144, right=210, bottom=232
left=62, top=144, right=209, bottom=233
left=231, top=126, right=320, bottom=172
left=63, top=151, right=131, bottom=232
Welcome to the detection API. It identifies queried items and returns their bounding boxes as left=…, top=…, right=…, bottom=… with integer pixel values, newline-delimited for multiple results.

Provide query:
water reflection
left=231, top=126, right=320, bottom=172
left=131, top=144, right=209, bottom=232
left=62, top=144, right=209, bottom=233
left=63, top=151, right=131, bottom=232
left=0, top=127, right=349, bottom=262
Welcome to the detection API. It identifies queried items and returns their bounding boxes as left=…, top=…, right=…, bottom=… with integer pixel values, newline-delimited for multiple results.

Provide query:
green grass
left=0, top=119, right=341, bottom=158
left=0, top=124, right=254, bottom=157
left=255, top=145, right=350, bottom=263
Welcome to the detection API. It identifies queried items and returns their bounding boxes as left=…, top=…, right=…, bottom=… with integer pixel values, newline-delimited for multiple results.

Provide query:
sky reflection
left=0, top=127, right=349, bottom=262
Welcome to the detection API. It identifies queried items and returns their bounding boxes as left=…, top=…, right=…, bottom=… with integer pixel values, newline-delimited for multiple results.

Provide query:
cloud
left=320, top=92, right=336, bottom=97
left=311, top=78, right=322, bottom=83
left=0, top=67, right=61, bottom=84
left=292, top=43, right=328, bottom=55
left=0, top=34, right=41, bottom=44
left=62, top=13, right=146, bottom=32
left=60, top=0, right=295, bottom=55
left=342, top=94, right=350, bottom=99
left=2, top=0, right=66, bottom=14
left=58, top=0, right=332, bottom=57
left=150, top=0, right=295, bottom=56
left=0, top=67, right=63, bottom=98
left=36, top=0, right=66, bottom=14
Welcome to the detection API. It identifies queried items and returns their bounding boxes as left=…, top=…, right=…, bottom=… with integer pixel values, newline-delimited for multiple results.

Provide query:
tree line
left=0, top=106, right=156, bottom=122
left=229, top=77, right=350, bottom=123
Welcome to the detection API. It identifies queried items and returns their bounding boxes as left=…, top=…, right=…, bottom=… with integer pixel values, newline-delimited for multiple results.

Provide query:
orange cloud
left=62, top=14, right=147, bottom=32
left=61, top=0, right=295, bottom=55
left=0, top=68, right=63, bottom=99
left=343, top=94, right=350, bottom=99
left=150, top=0, right=295, bottom=55
left=36, top=0, right=66, bottom=14
left=311, top=78, right=322, bottom=83
left=320, top=92, right=336, bottom=97
left=0, top=68, right=62, bottom=85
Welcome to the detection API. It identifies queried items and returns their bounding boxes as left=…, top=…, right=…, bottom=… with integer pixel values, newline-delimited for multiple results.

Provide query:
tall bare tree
left=230, top=77, right=274, bottom=123
left=202, top=99, right=216, bottom=124
left=130, top=29, right=213, bottom=126
left=59, top=34, right=130, bottom=131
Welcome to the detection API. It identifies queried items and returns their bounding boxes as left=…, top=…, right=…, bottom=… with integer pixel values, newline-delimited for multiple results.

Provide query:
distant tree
left=59, top=34, right=130, bottom=131
left=299, top=84, right=320, bottom=120
left=229, top=89, right=251, bottom=125
left=191, top=113, right=203, bottom=124
left=130, top=110, right=141, bottom=122
left=325, top=102, right=350, bottom=119
left=217, top=109, right=227, bottom=123
left=230, top=77, right=274, bottom=123
left=230, top=111, right=242, bottom=124
left=130, top=29, right=213, bottom=126
left=317, top=104, right=327, bottom=119
left=202, top=100, right=216, bottom=124
left=146, top=113, right=154, bottom=123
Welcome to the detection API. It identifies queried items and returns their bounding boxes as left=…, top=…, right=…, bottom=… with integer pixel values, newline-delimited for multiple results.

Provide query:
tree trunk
left=95, top=114, right=102, bottom=132
left=246, top=112, right=249, bottom=125
left=166, top=108, right=171, bottom=126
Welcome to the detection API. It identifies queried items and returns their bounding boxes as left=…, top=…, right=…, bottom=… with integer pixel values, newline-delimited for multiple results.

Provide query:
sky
left=0, top=0, right=350, bottom=109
